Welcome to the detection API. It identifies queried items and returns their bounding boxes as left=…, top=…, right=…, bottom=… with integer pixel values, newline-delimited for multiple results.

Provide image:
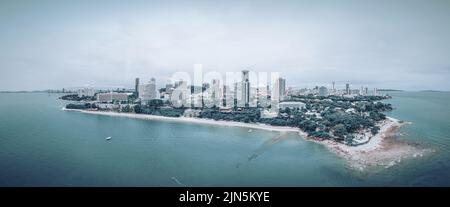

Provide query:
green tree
left=332, top=124, right=347, bottom=139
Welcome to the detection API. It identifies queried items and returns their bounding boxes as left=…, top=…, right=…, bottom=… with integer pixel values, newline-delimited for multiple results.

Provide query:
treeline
left=66, top=103, right=97, bottom=109
left=197, top=99, right=392, bottom=145
left=134, top=101, right=184, bottom=117
left=291, top=95, right=389, bottom=102
left=198, top=108, right=260, bottom=123
left=60, top=94, right=95, bottom=101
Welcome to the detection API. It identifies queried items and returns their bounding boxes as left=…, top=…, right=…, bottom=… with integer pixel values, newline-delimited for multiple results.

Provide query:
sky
left=1, top=0, right=450, bottom=91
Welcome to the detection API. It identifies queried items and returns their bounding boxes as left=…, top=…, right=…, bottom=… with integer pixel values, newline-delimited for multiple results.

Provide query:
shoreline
left=308, top=118, right=427, bottom=170
left=63, top=108, right=424, bottom=170
left=306, top=117, right=402, bottom=152
left=63, top=108, right=300, bottom=133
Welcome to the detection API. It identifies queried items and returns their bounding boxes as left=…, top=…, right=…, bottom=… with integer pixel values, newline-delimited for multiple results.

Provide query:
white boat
left=248, top=129, right=253, bottom=133
left=106, top=136, right=112, bottom=140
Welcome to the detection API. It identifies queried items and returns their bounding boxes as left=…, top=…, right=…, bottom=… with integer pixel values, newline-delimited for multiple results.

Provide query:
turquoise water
left=0, top=92, right=449, bottom=186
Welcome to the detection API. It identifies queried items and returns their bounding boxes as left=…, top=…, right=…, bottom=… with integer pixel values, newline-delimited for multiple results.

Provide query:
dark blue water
left=0, top=92, right=449, bottom=186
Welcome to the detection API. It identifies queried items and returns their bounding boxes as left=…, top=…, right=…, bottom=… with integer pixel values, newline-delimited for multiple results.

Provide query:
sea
left=0, top=91, right=449, bottom=186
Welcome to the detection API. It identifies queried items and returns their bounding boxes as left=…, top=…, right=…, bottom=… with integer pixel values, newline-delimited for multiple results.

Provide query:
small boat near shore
left=106, top=136, right=112, bottom=140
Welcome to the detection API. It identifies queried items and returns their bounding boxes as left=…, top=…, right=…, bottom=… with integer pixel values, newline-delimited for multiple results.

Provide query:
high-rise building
left=272, top=78, right=280, bottom=102
left=210, top=79, right=221, bottom=105
left=165, top=80, right=174, bottom=94
left=165, top=82, right=173, bottom=90
left=170, top=79, right=190, bottom=107
left=175, top=80, right=187, bottom=89
left=241, top=70, right=250, bottom=107
left=223, top=85, right=230, bottom=107
left=278, top=78, right=286, bottom=101
left=174, top=79, right=185, bottom=88
left=346, top=83, right=350, bottom=94
left=139, top=78, right=157, bottom=101
left=97, top=92, right=128, bottom=103
left=332, top=82, right=335, bottom=91
left=77, top=88, right=95, bottom=98
left=242, top=70, right=249, bottom=82
left=319, top=86, right=328, bottom=97
left=135, top=78, right=140, bottom=97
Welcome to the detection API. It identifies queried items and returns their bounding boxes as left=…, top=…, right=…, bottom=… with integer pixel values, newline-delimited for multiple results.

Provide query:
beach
left=64, top=108, right=425, bottom=170
left=63, top=108, right=300, bottom=132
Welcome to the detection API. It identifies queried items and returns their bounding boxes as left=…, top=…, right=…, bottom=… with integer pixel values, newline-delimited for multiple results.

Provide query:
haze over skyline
left=1, top=0, right=450, bottom=91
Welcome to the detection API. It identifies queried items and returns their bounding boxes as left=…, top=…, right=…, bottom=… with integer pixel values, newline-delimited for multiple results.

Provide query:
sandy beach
left=63, top=108, right=300, bottom=132
left=64, top=108, right=426, bottom=170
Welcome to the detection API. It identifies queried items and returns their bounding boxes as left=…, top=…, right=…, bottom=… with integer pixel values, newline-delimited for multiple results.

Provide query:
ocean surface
left=0, top=91, right=449, bottom=186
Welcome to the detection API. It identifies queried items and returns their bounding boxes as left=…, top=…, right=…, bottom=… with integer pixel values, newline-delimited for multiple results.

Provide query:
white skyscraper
left=139, top=78, right=157, bottom=101
left=271, top=77, right=286, bottom=102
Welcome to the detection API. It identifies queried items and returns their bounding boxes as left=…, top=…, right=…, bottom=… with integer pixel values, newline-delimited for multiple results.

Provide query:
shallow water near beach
left=0, top=91, right=449, bottom=186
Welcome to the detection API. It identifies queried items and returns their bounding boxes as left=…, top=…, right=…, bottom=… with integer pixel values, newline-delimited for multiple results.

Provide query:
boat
left=248, top=129, right=252, bottom=133
left=106, top=136, right=112, bottom=140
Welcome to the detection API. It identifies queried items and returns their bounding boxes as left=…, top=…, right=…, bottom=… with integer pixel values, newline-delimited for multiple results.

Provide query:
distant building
left=279, top=78, right=286, bottom=101
left=272, top=77, right=286, bottom=102
left=279, top=101, right=306, bottom=110
left=256, top=86, right=270, bottom=108
left=346, top=83, right=350, bottom=94
left=210, top=79, right=222, bottom=107
left=77, top=88, right=95, bottom=97
left=350, top=89, right=359, bottom=94
left=241, top=70, right=250, bottom=106
left=165, top=80, right=174, bottom=94
left=318, top=86, right=328, bottom=97
left=96, top=103, right=119, bottom=110
left=171, top=80, right=190, bottom=107
left=97, top=92, right=129, bottom=103
left=135, top=78, right=140, bottom=97
left=139, top=78, right=157, bottom=101
left=174, top=80, right=187, bottom=89
left=223, top=85, right=232, bottom=107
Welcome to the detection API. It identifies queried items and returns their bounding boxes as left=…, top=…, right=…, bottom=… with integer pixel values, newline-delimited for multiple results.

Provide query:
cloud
left=0, top=0, right=449, bottom=91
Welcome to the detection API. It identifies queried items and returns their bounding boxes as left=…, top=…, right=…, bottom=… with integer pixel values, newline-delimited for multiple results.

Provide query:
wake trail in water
left=236, top=132, right=292, bottom=168
left=171, top=176, right=186, bottom=186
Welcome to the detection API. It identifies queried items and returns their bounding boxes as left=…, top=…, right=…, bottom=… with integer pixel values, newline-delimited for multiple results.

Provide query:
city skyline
left=1, top=0, right=450, bottom=91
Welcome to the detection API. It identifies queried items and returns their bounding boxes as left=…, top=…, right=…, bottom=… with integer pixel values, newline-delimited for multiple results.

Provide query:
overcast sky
left=1, top=0, right=449, bottom=91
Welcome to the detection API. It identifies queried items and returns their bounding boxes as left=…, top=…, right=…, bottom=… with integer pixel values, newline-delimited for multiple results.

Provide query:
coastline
left=62, top=108, right=300, bottom=133
left=308, top=118, right=426, bottom=170
left=63, top=108, right=424, bottom=170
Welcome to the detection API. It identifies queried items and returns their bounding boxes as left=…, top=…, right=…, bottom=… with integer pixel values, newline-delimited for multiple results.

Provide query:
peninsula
left=61, top=72, right=426, bottom=169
